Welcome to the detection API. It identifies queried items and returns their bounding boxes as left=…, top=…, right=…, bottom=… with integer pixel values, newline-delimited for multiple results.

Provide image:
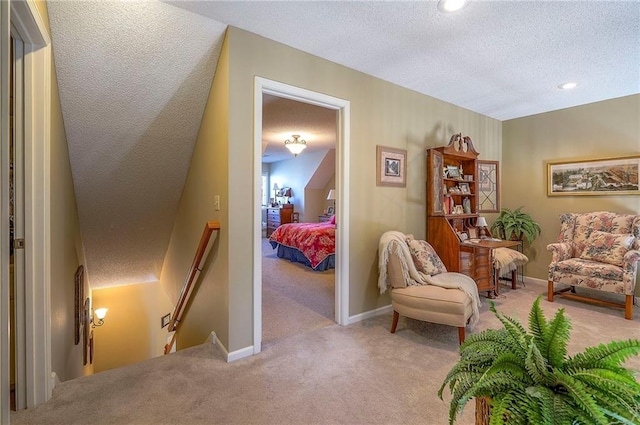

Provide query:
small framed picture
left=445, top=165, right=461, bottom=180
left=327, top=206, right=334, bottom=215
left=459, top=182, right=470, bottom=193
left=376, top=145, right=407, bottom=187
left=453, top=205, right=464, bottom=214
left=468, top=227, right=478, bottom=239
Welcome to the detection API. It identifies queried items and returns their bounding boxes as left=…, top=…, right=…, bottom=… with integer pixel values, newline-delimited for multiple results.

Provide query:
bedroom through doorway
left=260, top=93, right=338, bottom=348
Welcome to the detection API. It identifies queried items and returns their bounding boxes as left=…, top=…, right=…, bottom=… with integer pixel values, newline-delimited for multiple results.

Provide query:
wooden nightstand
left=318, top=214, right=332, bottom=223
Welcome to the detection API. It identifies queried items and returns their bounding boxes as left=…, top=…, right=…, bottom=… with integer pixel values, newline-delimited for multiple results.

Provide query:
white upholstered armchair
left=547, top=211, right=640, bottom=319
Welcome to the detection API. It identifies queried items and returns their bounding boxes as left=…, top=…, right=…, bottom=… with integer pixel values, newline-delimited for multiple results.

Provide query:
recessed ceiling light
left=558, top=82, right=578, bottom=90
left=437, top=0, right=469, bottom=13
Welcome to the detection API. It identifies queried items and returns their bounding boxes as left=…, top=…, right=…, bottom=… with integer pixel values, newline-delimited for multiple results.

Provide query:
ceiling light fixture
left=284, top=134, right=307, bottom=156
left=558, top=82, right=578, bottom=90
left=437, top=0, right=469, bottom=13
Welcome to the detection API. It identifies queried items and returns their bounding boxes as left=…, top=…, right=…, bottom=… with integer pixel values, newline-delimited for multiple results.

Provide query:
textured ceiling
left=169, top=0, right=640, bottom=121
left=48, top=1, right=226, bottom=288
left=47, top=0, right=639, bottom=288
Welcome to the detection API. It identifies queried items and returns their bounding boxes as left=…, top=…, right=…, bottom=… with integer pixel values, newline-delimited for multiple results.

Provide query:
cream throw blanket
left=378, top=231, right=481, bottom=328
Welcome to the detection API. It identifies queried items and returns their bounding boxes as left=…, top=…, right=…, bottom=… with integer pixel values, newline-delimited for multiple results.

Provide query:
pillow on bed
left=330, top=215, right=336, bottom=224
left=406, top=237, right=447, bottom=275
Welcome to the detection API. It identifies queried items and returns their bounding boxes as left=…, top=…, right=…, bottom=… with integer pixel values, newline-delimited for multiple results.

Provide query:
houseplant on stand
left=490, top=207, right=541, bottom=244
left=438, top=297, right=640, bottom=425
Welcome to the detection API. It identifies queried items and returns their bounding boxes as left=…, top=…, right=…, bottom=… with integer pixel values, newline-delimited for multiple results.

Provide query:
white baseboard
left=208, top=330, right=254, bottom=363
left=50, top=372, right=60, bottom=390
left=347, top=304, right=393, bottom=325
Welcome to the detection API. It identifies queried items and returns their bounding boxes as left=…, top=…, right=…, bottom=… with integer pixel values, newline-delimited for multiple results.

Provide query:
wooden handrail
left=164, top=221, right=220, bottom=355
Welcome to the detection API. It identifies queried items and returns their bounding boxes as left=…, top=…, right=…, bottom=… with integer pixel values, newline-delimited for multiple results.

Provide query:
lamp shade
left=327, top=189, right=336, bottom=201
left=284, top=134, right=307, bottom=156
left=283, top=188, right=292, bottom=197
left=272, top=183, right=279, bottom=191
left=476, top=217, right=488, bottom=228
left=94, top=307, right=108, bottom=320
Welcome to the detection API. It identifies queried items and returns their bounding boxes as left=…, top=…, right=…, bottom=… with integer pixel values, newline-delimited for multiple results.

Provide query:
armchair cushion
left=579, top=230, right=634, bottom=267
left=407, top=237, right=447, bottom=275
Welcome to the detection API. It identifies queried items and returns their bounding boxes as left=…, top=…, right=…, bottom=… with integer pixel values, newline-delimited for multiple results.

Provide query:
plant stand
left=475, top=397, right=491, bottom=425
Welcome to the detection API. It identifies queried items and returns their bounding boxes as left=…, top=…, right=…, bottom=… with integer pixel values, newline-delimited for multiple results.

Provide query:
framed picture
left=376, top=145, right=406, bottom=187
left=468, top=227, right=478, bottom=239
left=327, top=205, right=335, bottom=215
left=444, top=165, right=461, bottom=180
left=547, top=155, right=640, bottom=196
left=478, top=160, right=500, bottom=212
left=459, top=182, right=470, bottom=194
left=74, top=266, right=84, bottom=345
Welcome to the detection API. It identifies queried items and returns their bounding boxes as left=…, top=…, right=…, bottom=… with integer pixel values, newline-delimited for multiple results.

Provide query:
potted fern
left=438, top=297, right=640, bottom=425
left=490, top=207, right=541, bottom=244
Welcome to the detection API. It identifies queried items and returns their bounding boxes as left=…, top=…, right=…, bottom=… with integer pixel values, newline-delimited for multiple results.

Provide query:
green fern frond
left=555, top=371, right=609, bottom=424
left=484, top=353, right=529, bottom=382
left=568, top=339, right=640, bottom=369
left=525, top=341, right=552, bottom=385
left=543, top=306, right=571, bottom=368
left=528, top=297, right=548, bottom=350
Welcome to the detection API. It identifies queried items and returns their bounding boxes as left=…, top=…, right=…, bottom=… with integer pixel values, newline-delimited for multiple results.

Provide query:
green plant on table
left=438, top=297, right=640, bottom=424
left=490, top=207, right=541, bottom=244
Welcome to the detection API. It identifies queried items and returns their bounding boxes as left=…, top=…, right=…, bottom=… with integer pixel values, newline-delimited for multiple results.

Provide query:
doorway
left=260, top=94, right=337, bottom=347
left=252, top=77, right=351, bottom=354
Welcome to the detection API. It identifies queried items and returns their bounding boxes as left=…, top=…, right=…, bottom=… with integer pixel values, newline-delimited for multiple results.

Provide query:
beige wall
left=92, top=282, right=173, bottom=372
left=159, top=32, right=230, bottom=350
left=35, top=0, right=90, bottom=381
left=502, top=94, right=640, bottom=286
left=222, top=27, right=501, bottom=351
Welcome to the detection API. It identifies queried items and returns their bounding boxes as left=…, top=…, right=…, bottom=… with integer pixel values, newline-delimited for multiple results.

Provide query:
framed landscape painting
left=547, top=155, right=640, bottom=196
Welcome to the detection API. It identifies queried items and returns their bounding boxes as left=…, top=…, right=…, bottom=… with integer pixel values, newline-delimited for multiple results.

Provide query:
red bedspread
left=269, top=222, right=336, bottom=269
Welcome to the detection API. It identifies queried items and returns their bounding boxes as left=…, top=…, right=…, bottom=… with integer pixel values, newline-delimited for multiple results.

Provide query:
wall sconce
left=476, top=216, right=488, bottom=239
left=91, top=307, right=108, bottom=328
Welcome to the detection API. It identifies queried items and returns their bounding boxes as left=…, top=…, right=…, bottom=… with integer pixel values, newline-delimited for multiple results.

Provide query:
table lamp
left=476, top=216, right=489, bottom=239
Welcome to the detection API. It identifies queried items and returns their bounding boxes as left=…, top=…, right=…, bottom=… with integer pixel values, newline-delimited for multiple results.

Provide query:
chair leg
left=548, top=280, right=554, bottom=302
left=625, top=295, right=633, bottom=320
left=390, top=310, right=399, bottom=333
left=458, top=327, right=465, bottom=345
left=511, top=270, right=517, bottom=289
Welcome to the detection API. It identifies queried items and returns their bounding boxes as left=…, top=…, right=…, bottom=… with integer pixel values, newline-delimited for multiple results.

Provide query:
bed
left=268, top=221, right=336, bottom=271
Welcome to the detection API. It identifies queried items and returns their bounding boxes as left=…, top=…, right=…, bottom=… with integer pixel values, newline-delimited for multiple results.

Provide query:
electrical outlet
left=161, top=313, right=171, bottom=329
left=214, top=195, right=220, bottom=211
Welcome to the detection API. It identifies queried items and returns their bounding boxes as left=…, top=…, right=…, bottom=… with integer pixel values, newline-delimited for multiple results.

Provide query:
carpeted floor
left=262, top=237, right=335, bottom=347
left=10, top=278, right=640, bottom=425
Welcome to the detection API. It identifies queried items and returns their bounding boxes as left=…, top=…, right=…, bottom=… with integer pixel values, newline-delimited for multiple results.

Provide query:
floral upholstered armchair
left=547, top=211, right=640, bottom=319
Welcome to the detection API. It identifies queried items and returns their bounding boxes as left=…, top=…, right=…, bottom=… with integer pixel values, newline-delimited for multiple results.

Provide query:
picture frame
left=459, top=182, right=470, bottom=194
left=83, top=297, right=90, bottom=365
left=468, top=227, right=478, bottom=239
left=74, top=266, right=84, bottom=345
left=445, top=165, right=461, bottom=180
left=327, top=205, right=335, bottom=215
left=376, top=145, right=407, bottom=187
left=547, top=155, right=640, bottom=196
left=478, top=160, right=500, bottom=213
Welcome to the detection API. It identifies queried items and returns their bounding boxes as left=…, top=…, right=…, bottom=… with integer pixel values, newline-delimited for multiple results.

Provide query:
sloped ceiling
left=47, top=0, right=638, bottom=289
left=48, top=1, right=226, bottom=288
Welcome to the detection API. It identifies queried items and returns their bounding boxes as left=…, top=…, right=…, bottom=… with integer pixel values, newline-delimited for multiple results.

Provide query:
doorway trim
left=253, top=77, right=350, bottom=353
left=1, top=0, right=51, bottom=419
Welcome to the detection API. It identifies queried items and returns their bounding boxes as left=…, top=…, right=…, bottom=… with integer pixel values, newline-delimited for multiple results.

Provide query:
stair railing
left=164, top=221, right=221, bottom=354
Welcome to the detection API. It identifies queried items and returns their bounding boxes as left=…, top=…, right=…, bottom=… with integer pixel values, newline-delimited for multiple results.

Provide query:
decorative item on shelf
left=453, top=205, right=464, bottom=215
left=462, top=197, right=471, bottom=214
left=445, top=165, right=461, bottom=180
left=476, top=216, right=488, bottom=238
left=459, top=182, right=470, bottom=194
left=284, top=134, right=307, bottom=156
left=463, top=174, right=473, bottom=181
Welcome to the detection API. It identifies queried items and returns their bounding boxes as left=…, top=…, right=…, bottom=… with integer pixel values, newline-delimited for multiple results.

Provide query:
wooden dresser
left=266, top=205, right=294, bottom=238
